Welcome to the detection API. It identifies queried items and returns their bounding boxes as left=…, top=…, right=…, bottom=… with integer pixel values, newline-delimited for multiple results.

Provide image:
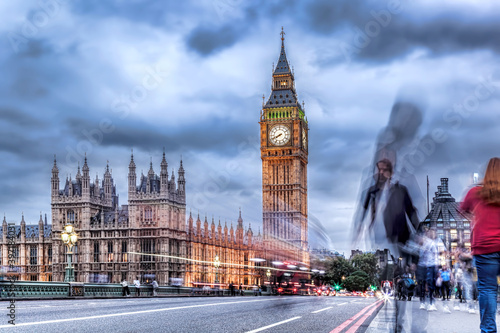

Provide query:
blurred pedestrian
left=356, top=158, right=421, bottom=267
left=461, top=157, right=500, bottom=332
left=420, top=229, right=446, bottom=312
left=133, top=277, right=141, bottom=297
left=121, top=279, right=130, bottom=297
left=239, top=283, right=243, bottom=296
left=152, top=279, right=159, bottom=297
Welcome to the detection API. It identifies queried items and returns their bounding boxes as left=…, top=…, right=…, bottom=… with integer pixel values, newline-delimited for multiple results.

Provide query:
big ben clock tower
left=260, top=29, right=309, bottom=266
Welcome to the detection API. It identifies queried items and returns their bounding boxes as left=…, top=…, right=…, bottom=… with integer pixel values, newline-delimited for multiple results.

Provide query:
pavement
left=366, top=297, right=500, bottom=333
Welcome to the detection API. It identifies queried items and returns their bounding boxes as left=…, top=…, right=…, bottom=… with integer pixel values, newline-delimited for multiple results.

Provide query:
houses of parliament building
left=0, top=31, right=310, bottom=286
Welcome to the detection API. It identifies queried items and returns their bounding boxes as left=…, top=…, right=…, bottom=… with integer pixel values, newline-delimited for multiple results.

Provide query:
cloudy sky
left=2, top=0, right=500, bottom=255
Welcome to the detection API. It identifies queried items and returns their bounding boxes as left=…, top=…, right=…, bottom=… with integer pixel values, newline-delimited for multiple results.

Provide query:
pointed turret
left=128, top=150, right=137, bottom=197
left=169, top=169, right=176, bottom=194
left=82, top=155, right=90, bottom=198
left=68, top=174, right=74, bottom=196
left=196, top=213, right=201, bottom=235
left=230, top=222, right=234, bottom=242
left=38, top=212, right=44, bottom=238
left=94, top=173, right=100, bottom=197
left=20, top=213, right=26, bottom=242
left=263, top=27, right=302, bottom=114
left=51, top=155, right=59, bottom=197
left=2, top=215, right=6, bottom=242
left=224, top=221, right=228, bottom=241
left=188, top=211, right=194, bottom=233
left=204, top=215, right=209, bottom=238
left=104, top=161, right=112, bottom=204
left=247, top=223, right=253, bottom=246
left=160, top=149, right=168, bottom=196
left=211, top=216, right=216, bottom=236
left=236, top=209, right=244, bottom=243
left=76, top=162, right=81, bottom=182
left=177, top=158, right=185, bottom=200
left=273, top=27, right=292, bottom=75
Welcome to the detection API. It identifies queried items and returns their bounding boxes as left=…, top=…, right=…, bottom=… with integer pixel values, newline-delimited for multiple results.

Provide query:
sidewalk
left=366, top=297, right=499, bottom=333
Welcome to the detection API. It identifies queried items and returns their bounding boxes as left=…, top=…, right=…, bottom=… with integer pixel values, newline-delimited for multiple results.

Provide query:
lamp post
left=266, top=269, right=271, bottom=282
left=214, top=254, right=220, bottom=284
left=61, top=223, right=78, bottom=282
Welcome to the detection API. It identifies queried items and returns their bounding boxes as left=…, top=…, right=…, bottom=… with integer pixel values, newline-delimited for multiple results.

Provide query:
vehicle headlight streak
left=127, top=252, right=310, bottom=274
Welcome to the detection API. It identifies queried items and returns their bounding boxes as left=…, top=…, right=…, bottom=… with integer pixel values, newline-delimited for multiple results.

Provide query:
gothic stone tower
left=260, top=29, right=309, bottom=265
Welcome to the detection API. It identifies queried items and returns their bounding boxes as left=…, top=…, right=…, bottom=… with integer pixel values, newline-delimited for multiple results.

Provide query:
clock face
left=302, top=129, right=307, bottom=149
left=269, top=124, right=291, bottom=146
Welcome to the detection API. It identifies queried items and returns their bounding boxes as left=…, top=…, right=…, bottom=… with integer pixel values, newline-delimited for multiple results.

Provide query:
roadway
left=0, top=295, right=383, bottom=333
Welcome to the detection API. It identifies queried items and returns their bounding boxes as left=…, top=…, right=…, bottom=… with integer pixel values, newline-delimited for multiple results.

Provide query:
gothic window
left=30, top=246, right=37, bottom=265
left=67, top=210, right=75, bottom=223
left=48, top=246, right=52, bottom=265
left=107, top=241, right=113, bottom=262
left=11, top=246, right=20, bottom=265
left=141, top=239, right=155, bottom=262
left=145, top=206, right=153, bottom=222
left=121, top=241, right=128, bottom=262
left=93, top=241, right=100, bottom=262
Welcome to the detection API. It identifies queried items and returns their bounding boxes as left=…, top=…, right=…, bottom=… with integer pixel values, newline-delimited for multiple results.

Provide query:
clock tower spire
left=260, top=28, right=309, bottom=266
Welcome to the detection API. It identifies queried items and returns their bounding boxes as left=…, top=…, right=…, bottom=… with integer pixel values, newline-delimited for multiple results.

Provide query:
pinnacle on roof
left=148, top=158, right=155, bottom=176
left=179, top=157, right=184, bottom=173
left=105, top=161, right=110, bottom=175
left=52, top=155, right=58, bottom=173
left=274, top=27, right=291, bottom=75
left=129, top=150, right=136, bottom=168
left=82, top=153, right=89, bottom=172
left=161, top=149, right=168, bottom=167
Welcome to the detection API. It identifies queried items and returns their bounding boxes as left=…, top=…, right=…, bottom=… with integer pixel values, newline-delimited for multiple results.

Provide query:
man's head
left=376, top=159, right=393, bottom=185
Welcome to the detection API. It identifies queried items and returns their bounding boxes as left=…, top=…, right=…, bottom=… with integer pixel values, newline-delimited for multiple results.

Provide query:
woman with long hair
left=461, top=157, right=500, bottom=333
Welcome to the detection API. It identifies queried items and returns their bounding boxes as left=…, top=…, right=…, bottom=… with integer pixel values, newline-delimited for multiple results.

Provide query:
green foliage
left=344, top=270, right=371, bottom=292
left=323, top=256, right=355, bottom=285
left=351, top=253, right=378, bottom=283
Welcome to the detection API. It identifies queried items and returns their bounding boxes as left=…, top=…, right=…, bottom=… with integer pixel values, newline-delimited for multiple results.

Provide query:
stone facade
left=0, top=154, right=260, bottom=286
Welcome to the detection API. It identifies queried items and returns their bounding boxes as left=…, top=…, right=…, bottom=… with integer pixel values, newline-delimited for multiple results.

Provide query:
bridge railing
left=0, top=281, right=271, bottom=298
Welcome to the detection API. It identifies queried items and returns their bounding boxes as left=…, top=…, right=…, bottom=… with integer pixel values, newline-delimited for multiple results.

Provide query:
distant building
left=419, top=178, right=473, bottom=253
left=310, top=248, right=344, bottom=261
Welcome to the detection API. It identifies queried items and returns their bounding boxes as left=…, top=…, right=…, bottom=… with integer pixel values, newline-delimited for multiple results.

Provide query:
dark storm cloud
left=69, top=0, right=187, bottom=28
left=64, top=114, right=255, bottom=157
left=0, top=107, right=45, bottom=128
left=186, top=24, right=242, bottom=56
left=356, top=20, right=500, bottom=62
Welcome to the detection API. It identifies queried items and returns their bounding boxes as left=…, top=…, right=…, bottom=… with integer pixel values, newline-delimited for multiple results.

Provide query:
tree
left=323, top=256, right=355, bottom=285
left=351, top=253, right=378, bottom=284
left=344, top=270, right=371, bottom=292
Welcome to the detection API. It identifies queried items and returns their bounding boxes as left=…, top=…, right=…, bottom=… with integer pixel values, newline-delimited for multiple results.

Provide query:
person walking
left=121, top=279, right=130, bottom=297
left=461, top=157, right=500, bottom=332
left=440, top=265, right=452, bottom=313
left=133, top=277, right=141, bottom=297
left=420, top=229, right=446, bottom=312
left=152, top=279, right=159, bottom=297
left=239, top=283, right=243, bottom=296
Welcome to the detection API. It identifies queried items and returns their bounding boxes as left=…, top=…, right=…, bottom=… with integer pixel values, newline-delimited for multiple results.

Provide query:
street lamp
left=61, top=223, right=78, bottom=282
left=214, top=254, right=221, bottom=284
left=266, top=269, right=271, bottom=282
